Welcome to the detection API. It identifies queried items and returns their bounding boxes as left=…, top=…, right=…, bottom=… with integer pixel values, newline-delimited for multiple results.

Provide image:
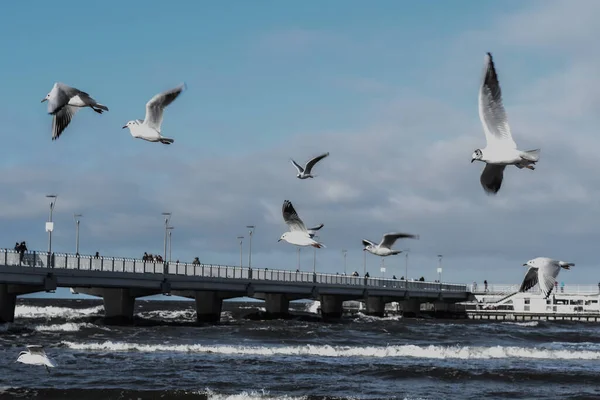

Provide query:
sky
left=1, top=0, right=600, bottom=290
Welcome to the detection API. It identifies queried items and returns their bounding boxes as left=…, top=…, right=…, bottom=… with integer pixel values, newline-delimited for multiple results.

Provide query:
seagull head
left=523, top=259, right=536, bottom=268
left=471, top=149, right=483, bottom=163
left=122, top=121, right=135, bottom=129
left=41, top=93, right=50, bottom=103
left=278, top=233, right=287, bottom=243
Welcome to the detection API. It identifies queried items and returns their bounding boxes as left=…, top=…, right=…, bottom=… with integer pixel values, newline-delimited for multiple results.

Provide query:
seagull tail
left=159, top=138, right=175, bottom=145
left=312, top=242, right=326, bottom=249
left=522, top=149, right=540, bottom=162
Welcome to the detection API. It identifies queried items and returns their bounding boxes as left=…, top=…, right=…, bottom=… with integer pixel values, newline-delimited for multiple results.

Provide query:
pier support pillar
left=365, top=296, right=385, bottom=317
left=401, top=299, right=421, bottom=318
left=102, top=288, right=136, bottom=321
left=0, top=284, right=17, bottom=323
left=320, top=295, right=343, bottom=319
left=264, top=293, right=290, bottom=317
left=195, top=291, right=223, bottom=323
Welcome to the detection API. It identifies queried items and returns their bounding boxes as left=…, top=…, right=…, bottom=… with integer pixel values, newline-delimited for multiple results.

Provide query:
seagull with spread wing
left=122, top=83, right=186, bottom=144
left=290, top=152, right=330, bottom=179
left=41, top=82, right=109, bottom=141
left=519, top=257, right=574, bottom=298
left=278, top=200, right=325, bottom=248
left=16, top=345, right=56, bottom=373
left=362, top=233, right=419, bottom=257
left=471, top=52, right=540, bottom=195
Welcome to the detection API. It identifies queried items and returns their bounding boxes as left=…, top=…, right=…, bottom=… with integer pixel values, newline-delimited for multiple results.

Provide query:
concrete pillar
left=0, top=284, right=17, bottom=323
left=195, top=291, right=223, bottom=323
left=320, top=295, right=343, bottom=319
left=366, top=296, right=385, bottom=317
left=401, top=299, right=421, bottom=318
left=264, top=293, right=289, bottom=317
left=102, top=288, right=136, bottom=321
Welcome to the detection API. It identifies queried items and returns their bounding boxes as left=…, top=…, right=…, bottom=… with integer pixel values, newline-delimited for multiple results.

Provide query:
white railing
left=0, top=249, right=468, bottom=292
left=470, top=283, right=600, bottom=295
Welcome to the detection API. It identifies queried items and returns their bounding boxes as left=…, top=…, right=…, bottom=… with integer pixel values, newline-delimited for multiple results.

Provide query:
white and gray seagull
left=122, top=83, right=186, bottom=145
left=41, top=82, right=109, bottom=140
left=290, top=152, right=330, bottom=179
left=519, top=257, right=574, bottom=298
left=16, top=345, right=56, bottom=373
left=471, top=52, right=540, bottom=195
left=362, top=233, right=419, bottom=257
left=278, top=200, right=325, bottom=248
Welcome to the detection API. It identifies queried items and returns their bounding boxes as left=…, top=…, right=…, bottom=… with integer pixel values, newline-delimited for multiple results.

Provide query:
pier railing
left=1, top=249, right=467, bottom=292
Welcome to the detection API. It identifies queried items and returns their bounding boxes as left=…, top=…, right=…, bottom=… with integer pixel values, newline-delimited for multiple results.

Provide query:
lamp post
left=237, top=236, right=244, bottom=268
left=167, top=226, right=174, bottom=262
left=342, top=249, right=347, bottom=275
left=380, top=258, right=386, bottom=278
left=74, top=213, right=82, bottom=254
left=247, top=225, right=255, bottom=270
left=46, top=195, right=57, bottom=263
left=161, top=212, right=171, bottom=262
left=297, top=247, right=301, bottom=270
left=403, top=249, right=410, bottom=280
left=437, top=254, right=443, bottom=285
left=312, top=235, right=318, bottom=274
left=363, top=249, right=367, bottom=275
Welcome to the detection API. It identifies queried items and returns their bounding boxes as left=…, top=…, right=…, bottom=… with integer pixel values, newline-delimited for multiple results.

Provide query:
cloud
left=3, top=1, right=600, bottom=286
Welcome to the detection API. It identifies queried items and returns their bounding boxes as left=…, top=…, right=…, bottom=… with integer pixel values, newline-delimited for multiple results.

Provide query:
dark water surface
left=0, top=298, right=599, bottom=400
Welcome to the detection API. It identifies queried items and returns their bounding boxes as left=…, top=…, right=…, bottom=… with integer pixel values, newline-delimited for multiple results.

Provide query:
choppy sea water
left=1, top=298, right=599, bottom=400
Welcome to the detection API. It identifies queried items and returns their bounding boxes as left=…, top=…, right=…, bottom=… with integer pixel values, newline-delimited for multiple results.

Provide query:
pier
left=0, top=249, right=470, bottom=322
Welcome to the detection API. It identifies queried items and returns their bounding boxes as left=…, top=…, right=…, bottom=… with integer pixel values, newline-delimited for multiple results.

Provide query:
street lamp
left=247, top=225, right=255, bottom=269
left=342, top=249, right=347, bottom=275
left=403, top=249, right=410, bottom=280
left=297, top=247, right=301, bottom=270
left=363, top=249, right=367, bottom=275
left=237, top=236, right=244, bottom=268
left=437, top=254, right=443, bottom=283
left=161, top=212, right=171, bottom=262
left=46, top=195, right=58, bottom=262
left=167, top=226, right=174, bottom=262
left=380, top=258, right=386, bottom=278
left=312, top=235, right=318, bottom=274
left=74, top=213, right=82, bottom=254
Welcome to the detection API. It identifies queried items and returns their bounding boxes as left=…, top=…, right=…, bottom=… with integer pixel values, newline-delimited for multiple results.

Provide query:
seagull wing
left=519, top=267, right=539, bottom=293
left=478, top=53, right=517, bottom=149
left=144, top=83, right=186, bottom=131
left=480, top=164, right=506, bottom=195
left=362, top=239, right=377, bottom=247
left=307, top=223, right=324, bottom=232
left=304, top=152, right=330, bottom=174
left=379, top=232, right=419, bottom=249
left=282, top=200, right=307, bottom=232
left=52, top=105, right=79, bottom=140
left=537, top=260, right=561, bottom=298
left=26, top=345, right=46, bottom=356
left=290, top=159, right=304, bottom=173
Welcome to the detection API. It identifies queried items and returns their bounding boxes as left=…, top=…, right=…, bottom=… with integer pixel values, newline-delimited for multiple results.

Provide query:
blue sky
left=2, top=0, right=600, bottom=290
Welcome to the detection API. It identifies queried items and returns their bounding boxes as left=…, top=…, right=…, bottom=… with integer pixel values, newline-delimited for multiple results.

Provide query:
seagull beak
left=363, top=248, right=367, bottom=251
left=522, top=263, right=528, bottom=266
left=471, top=159, right=475, bottom=163
left=277, top=239, right=281, bottom=242
left=41, top=98, right=47, bottom=103
left=122, top=125, right=127, bottom=129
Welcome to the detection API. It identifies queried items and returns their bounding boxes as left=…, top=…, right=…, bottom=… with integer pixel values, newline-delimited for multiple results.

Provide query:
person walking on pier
left=484, top=280, right=488, bottom=292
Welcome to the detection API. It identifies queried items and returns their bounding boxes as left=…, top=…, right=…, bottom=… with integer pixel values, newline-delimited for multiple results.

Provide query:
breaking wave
left=14, top=305, right=103, bottom=319
left=61, top=341, right=600, bottom=360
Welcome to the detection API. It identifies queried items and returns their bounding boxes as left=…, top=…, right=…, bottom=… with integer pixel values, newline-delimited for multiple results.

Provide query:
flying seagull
left=519, top=257, right=574, bottom=298
left=471, top=53, right=540, bottom=195
left=16, top=345, right=56, bottom=373
left=278, top=200, right=325, bottom=248
left=41, top=82, right=109, bottom=141
left=290, top=152, right=330, bottom=179
left=122, top=83, right=186, bottom=145
left=362, top=233, right=419, bottom=257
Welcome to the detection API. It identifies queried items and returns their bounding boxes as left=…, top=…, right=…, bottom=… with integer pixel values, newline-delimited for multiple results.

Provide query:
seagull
left=362, top=233, right=419, bottom=257
left=41, top=82, right=109, bottom=141
left=122, top=83, right=186, bottom=145
left=16, top=346, right=56, bottom=373
left=278, top=200, right=325, bottom=248
left=519, top=257, right=574, bottom=298
left=290, top=152, right=330, bottom=179
left=471, top=53, right=540, bottom=195
left=307, top=223, right=324, bottom=238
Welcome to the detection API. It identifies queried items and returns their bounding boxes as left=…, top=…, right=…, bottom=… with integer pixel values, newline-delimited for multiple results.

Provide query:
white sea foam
left=304, top=301, right=320, bottom=314
left=202, top=388, right=306, bottom=400
left=34, top=322, right=105, bottom=332
left=501, top=321, right=539, bottom=327
left=353, top=312, right=402, bottom=322
left=15, top=305, right=103, bottom=319
left=61, top=341, right=600, bottom=360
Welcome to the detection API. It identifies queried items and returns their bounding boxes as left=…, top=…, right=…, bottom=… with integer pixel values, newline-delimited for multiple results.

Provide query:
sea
left=0, top=298, right=599, bottom=400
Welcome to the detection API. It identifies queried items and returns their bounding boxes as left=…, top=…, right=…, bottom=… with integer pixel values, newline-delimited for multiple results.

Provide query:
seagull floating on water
left=16, top=345, right=56, bottom=373
left=42, top=82, right=109, bottom=140
left=278, top=200, right=325, bottom=248
left=471, top=53, right=540, bottom=195
left=122, top=83, right=186, bottom=145
left=519, top=257, right=574, bottom=298
left=362, top=233, right=419, bottom=257
left=290, top=152, right=330, bottom=179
